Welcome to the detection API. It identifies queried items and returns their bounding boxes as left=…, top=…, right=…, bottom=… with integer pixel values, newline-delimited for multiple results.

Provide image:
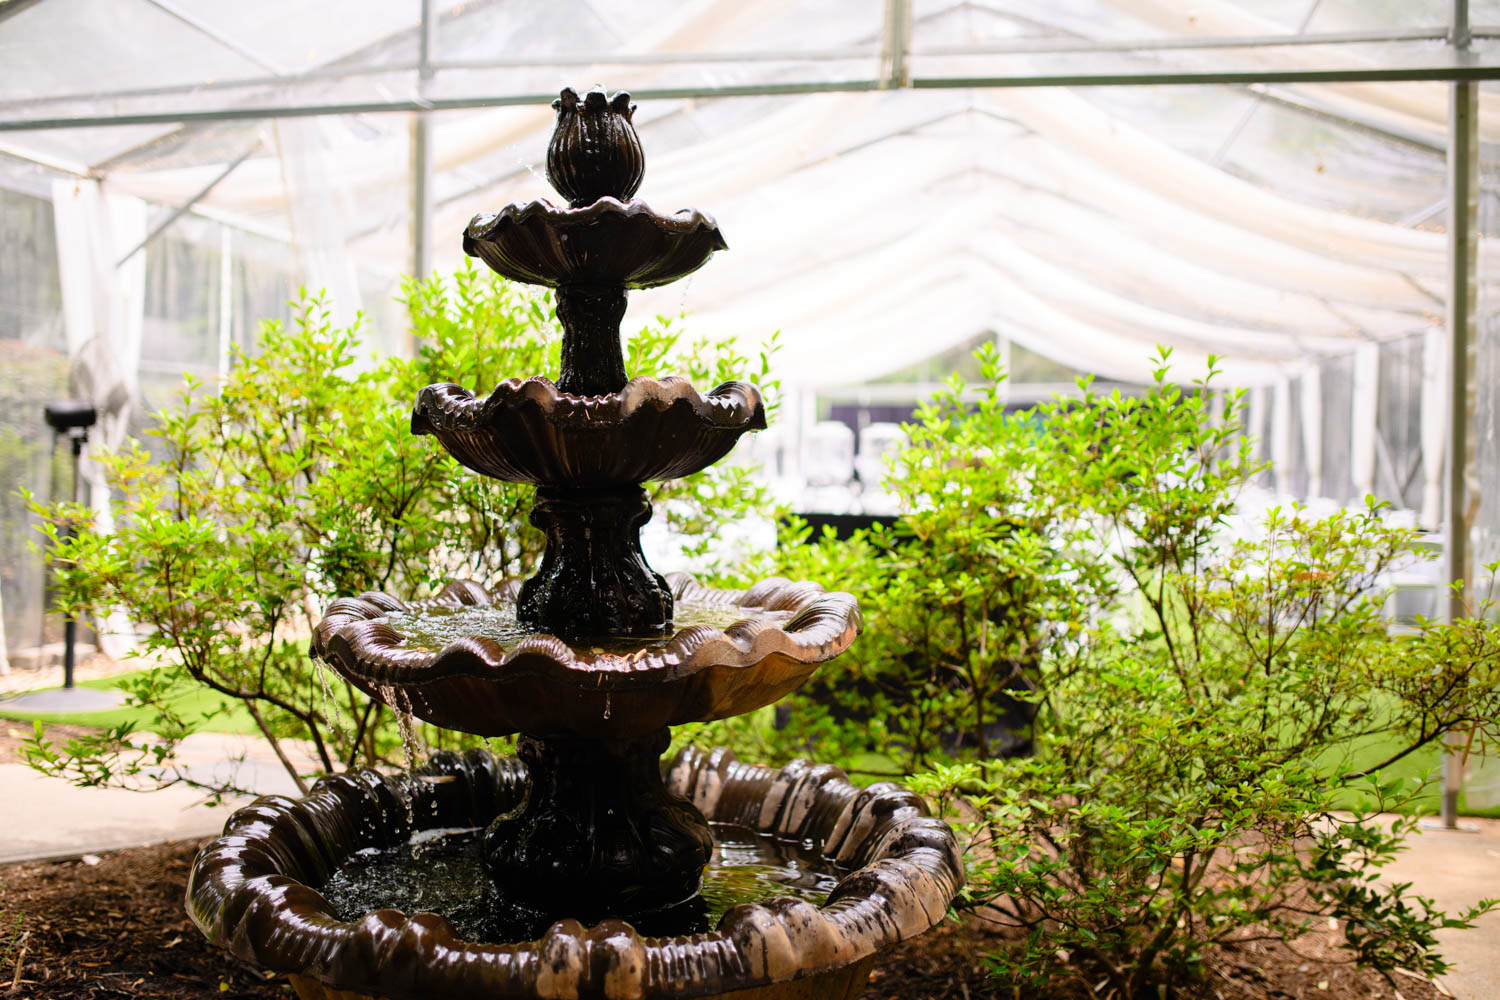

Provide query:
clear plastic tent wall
left=1, top=0, right=1498, bottom=664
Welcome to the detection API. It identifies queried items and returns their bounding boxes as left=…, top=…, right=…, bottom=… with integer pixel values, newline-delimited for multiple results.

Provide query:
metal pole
left=880, top=0, right=912, bottom=89
left=411, top=0, right=436, bottom=285
left=9, top=65, right=1500, bottom=132
left=1441, top=0, right=1477, bottom=829
left=7, top=24, right=1497, bottom=115
left=62, top=433, right=85, bottom=690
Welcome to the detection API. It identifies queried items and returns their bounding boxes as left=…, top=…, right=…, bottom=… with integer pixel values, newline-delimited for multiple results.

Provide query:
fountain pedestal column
left=483, top=728, right=712, bottom=917
left=519, top=485, right=673, bottom=636
left=555, top=283, right=628, bottom=396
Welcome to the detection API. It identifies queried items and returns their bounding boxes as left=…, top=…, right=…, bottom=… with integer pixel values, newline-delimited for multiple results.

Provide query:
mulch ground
left=856, top=917, right=1444, bottom=1000
left=0, top=840, right=1448, bottom=1000
left=0, top=842, right=279, bottom=999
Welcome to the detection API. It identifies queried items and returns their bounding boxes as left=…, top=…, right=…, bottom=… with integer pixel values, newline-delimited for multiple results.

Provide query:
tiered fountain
left=187, top=88, right=963, bottom=1000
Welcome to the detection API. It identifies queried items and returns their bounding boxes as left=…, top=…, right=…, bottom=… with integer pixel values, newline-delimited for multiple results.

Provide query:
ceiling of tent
left=2, top=0, right=1499, bottom=387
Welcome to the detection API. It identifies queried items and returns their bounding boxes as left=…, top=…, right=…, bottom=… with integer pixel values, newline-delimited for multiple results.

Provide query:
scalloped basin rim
left=311, top=573, right=861, bottom=689
left=186, top=746, right=965, bottom=1000
left=407, top=377, right=767, bottom=487
left=412, top=375, right=767, bottom=431
left=466, top=197, right=726, bottom=241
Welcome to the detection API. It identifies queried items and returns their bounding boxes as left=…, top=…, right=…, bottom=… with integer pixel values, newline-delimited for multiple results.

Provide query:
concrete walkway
left=0, top=730, right=319, bottom=865
left=1383, top=817, right=1500, bottom=1000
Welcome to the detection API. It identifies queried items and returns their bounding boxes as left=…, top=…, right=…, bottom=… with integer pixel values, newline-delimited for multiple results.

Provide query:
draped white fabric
left=49, top=178, right=148, bottom=658
left=0, top=0, right=1494, bottom=527
left=50, top=178, right=147, bottom=528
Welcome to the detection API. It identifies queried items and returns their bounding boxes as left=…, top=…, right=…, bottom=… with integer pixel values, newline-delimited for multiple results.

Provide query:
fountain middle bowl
left=410, top=375, right=765, bottom=486
left=187, top=745, right=964, bottom=1000
left=312, top=572, right=861, bottom=742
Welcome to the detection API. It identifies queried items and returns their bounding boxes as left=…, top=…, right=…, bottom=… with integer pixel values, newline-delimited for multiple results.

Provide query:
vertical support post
left=1300, top=362, right=1324, bottom=499
left=1271, top=378, right=1292, bottom=496
left=879, top=0, right=912, bottom=90
left=410, top=0, right=436, bottom=286
left=1441, top=0, right=1477, bottom=829
left=1350, top=342, right=1379, bottom=498
left=217, top=225, right=233, bottom=380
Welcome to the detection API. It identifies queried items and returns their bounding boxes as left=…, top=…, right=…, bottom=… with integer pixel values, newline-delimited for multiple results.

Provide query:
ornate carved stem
left=555, top=283, right=628, bottom=396
left=483, top=728, right=711, bottom=917
left=518, top=484, right=671, bottom=636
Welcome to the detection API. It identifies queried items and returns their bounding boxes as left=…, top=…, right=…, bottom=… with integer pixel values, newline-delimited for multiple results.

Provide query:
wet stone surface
left=381, top=599, right=794, bottom=656
left=319, top=823, right=841, bottom=941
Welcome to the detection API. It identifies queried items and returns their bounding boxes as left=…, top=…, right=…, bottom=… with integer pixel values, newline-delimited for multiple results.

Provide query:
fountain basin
left=311, top=574, right=861, bottom=742
left=411, top=376, right=765, bottom=487
left=186, top=746, right=964, bottom=1000
left=464, top=197, right=727, bottom=289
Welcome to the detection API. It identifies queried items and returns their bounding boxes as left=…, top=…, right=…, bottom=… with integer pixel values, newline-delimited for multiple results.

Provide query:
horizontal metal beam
left=3, top=24, right=1498, bottom=115
left=433, top=46, right=877, bottom=70
left=912, top=64, right=1500, bottom=89
left=912, top=25, right=1473, bottom=56
left=2, top=62, right=1499, bottom=132
left=0, top=62, right=411, bottom=113
left=0, top=81, right=880, bottom=131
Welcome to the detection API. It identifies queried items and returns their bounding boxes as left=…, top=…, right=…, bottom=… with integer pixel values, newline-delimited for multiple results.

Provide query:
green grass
left=0, top=670, right=261, bottom=735
left=1328, top=727, right=1500, bottom=819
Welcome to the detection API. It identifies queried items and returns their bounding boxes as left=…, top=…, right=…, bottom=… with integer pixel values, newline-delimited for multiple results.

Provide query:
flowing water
left=379, top=599, right=796, bottom=657
left=320, top=824, right=841, bottom=942
left=313, top=658, right=348, bottom=748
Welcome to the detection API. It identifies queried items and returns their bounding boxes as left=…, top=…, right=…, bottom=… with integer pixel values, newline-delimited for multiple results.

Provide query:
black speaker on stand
left=0, top=402, right=125, bottom=711
left=42, top=400, right=97, bottom=691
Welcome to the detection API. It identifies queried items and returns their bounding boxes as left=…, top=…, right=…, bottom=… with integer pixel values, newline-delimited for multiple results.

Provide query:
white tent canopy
left=1, top=0, right=1497, bottom=602
left=3, top=1, right=1487, bottom=374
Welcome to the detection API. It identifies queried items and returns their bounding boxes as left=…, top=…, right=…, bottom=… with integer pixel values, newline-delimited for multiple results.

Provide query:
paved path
left=0, top=731, right=319, bottom=864
left=1383, top=817, right=1500, bottom=1000
left=0, top=653, right=144, bottom=695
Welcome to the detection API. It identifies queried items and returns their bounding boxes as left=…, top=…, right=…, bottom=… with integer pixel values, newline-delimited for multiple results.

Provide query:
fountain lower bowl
left=186, top=746, right=963, bottom=1000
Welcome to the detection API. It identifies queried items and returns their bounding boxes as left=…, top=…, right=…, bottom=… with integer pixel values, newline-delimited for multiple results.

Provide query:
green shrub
left=744, top=344, right=1116, bottom=771
left=25, top=265, right=777, bottom=797
left=749, top=345, right=1500, bottom=995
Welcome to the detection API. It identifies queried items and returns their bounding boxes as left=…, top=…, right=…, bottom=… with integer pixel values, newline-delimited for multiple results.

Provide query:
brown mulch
left=0, top=723, right=102, bottom=766
left=0, top=840, right=1448, bottom=1000
left=0, top=841, right=282, bottom=999
left=856, top=917, right=1445, bottom=1000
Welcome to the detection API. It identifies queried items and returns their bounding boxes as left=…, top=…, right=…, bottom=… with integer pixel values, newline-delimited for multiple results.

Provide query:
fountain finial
left=547, top=85, right=644, bottom=207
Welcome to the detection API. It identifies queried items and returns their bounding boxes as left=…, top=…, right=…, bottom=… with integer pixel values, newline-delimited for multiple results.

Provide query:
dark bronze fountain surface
left=410, top=377, right=765, bottom=486
left=190, top=85, right=959, bottom=1000
left=453, top=87, right=735, bottom=634
left=187, top=747, right=963, bottom=1000
left=311, top=573, right=860, bottom=742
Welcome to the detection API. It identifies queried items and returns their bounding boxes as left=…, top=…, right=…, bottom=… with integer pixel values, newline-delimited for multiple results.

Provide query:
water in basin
left=319, top=823, right=841, bottom=941
left=381, top=598, right=795, bottom=656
